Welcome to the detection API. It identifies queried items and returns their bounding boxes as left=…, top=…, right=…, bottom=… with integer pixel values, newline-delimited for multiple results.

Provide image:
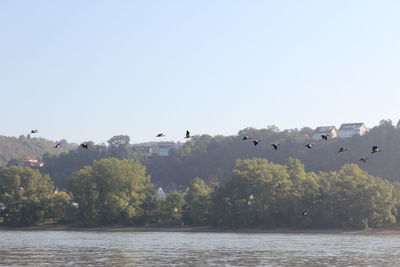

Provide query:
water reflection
left=0, top=231, right=399, bottom=266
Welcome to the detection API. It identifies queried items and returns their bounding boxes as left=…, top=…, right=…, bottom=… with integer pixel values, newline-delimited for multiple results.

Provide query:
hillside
left=4, top=120, right=400, bottom=190
left=0, top=135, right=76, bottom=166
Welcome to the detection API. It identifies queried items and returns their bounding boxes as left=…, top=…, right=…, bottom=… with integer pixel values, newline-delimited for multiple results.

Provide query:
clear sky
left=1, top=1, right=400, bottom=144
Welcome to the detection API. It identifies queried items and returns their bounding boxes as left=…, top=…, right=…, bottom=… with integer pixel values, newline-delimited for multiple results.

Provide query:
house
left=132, top=142, right=182, bottom=158
left=23, top=158, right=44, bottom=168
left=311, top=126, right=338, bottom=140
left=132, top=145, right=153, bottom=157
left=338, top=123, right=367, bottom=138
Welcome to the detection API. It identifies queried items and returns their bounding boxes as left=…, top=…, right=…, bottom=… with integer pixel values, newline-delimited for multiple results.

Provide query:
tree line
left=35, top=120, right=400, bottom=192
left=1, top=157, right=399, bottom=229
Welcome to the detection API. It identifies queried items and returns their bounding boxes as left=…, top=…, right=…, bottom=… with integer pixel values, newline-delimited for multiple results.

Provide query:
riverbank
left=2, top=224, right=400, bottom=234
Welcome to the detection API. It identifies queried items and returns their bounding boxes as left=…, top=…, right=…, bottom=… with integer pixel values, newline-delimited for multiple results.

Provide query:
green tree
left=107, top=135, right=132, bottom=159
left=185, top=177, right=212, bottom=225
left=68, top=158, right=153, bottom=225
left=156, top=191, right=185, bottom=226
left=0, top=166, right=54, bottom=226
left=46, top=192, right=75, bottom=223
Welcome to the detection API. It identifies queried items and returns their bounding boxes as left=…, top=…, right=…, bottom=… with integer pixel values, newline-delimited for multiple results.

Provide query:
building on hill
left=338, top=123, right=367, bottom=138
left=311, top=126, right=338, bottom=140
left=23, top=158, right=44, bottom=168
left=132, top=142, right=182, bottom=158
left=7, top=157, right=44, bottom=168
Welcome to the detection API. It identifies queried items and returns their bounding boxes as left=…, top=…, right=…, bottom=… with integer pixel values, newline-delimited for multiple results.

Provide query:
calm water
left=0, top=231, right=400, bottom=266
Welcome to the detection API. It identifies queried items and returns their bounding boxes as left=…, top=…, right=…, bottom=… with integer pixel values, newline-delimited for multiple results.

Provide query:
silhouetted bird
left=272, top=143, right=280, bottom=150
left=321, top=134, right=329, bottom=140
left=302, top=210, right=308, bottom=216
left=80, top=143, right=88, bottom=149
left=242, top=136, right=251, bottom=140
left=156, top=133, right=165, bottom=137
left=253, top=140, right=260, bottom=146
left=54, top=143, right=62, bottom=149
left=359, top=157, right=369, bottom=162
left=339, top=147, right=348, bottom=153
left=305, top=143, right=314, bottom=149
left=30, top=129, right=39, bottom=134
left=185, top=130, right=191, bottom=139
left=371, top=146, right=382, bottom=154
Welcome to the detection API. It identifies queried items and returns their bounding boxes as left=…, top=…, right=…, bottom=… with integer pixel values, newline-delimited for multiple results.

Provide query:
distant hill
left=0, top=135, right=76, bottom=166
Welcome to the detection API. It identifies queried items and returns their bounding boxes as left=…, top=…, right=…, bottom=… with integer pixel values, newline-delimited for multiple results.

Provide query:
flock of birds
left=30, top=129, right=89, bottom=149
left=29, top=129, right=382, bottom=217
left=241, top=133, right=382, bottom=163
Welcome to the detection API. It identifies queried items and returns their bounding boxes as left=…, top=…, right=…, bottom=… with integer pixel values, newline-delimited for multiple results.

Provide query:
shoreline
left=2, top=225, right=400, bottom=234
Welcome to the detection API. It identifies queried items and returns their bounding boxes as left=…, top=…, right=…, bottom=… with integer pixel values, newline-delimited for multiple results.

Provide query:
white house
left=132, top=142, right=182, bottom=158
left=338, top=123, right=367, bottom=138
left=311, top=126, right=338, bottom=140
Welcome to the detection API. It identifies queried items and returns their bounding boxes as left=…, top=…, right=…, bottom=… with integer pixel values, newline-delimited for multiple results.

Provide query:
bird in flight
left=302, top=210, right=309, bottom=216
left=271, top=143, right=280, bottom=150
left=321, top=134, right=329, bottom=140
left=54, top=143, right=62, bottom=149
left=253, top=140, right=260, bottom=146
left=359, top=157, right=369, bottom=162
left=338, top=147, right=348, bottom=153
left=371, top=146, right=382, bottom=154
left=80, top=143, right=88, bottom=149
left=305, top=143, right=314, bottom=149
left=242, top=136, right=251, bottom=140
left=185, top=130, right=191, bottom=139
left=156, top=133, right=166, bottom=137
left=30, top=129, right=39, bottom=134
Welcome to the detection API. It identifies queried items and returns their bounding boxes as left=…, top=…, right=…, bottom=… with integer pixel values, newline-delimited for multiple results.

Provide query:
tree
left=68, top=158, right=153, bottom=225
left=155, top=191, right=185, bottom=226
left=46, top=192, right=75, bottom=223
left=185, top=177, right=213, bottom=225
left=0, top=166, right=55, bottom=226
left=107, top=135, right=132, bottom=159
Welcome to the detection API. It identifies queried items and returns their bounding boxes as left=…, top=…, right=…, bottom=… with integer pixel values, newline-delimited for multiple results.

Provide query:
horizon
left=1, top=118, right=397, bottom=145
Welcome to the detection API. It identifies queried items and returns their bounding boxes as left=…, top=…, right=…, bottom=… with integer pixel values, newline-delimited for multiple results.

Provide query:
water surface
left=1, top=231, right=399, bottom=266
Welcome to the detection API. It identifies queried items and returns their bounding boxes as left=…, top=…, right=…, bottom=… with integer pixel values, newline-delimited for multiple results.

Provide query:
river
left=1, top=231, right=399, bottom=266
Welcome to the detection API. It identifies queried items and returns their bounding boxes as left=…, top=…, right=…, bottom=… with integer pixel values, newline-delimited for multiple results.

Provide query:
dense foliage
left=1, top=157, right=400, bottom=230
left=0, top=166, right=72, bottom=225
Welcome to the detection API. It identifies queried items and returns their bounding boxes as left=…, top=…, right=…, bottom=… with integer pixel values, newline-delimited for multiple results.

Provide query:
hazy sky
left=1, top=1, right=400, bottom=144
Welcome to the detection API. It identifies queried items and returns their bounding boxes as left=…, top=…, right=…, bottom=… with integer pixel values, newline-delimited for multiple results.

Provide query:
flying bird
left=271, top=143, right=280, bottom=150
left=253, top=140, right=260, bottom=146
left=156, top=133, right=166, bottom=137
left=359, top=157, right=369, bottom=163
left=302, top=210, right=309, bottom=216
left=80, top=143, right=88, bottom=149
left=185, top=130, right=191, bottom=139
left=242, top=136, right=251, bottom=140
left=30, top=129, right=39, bottom=134
left=338, top=147, right=348, bottom=153
left=321, top=134, right=329, bottom=140
left=305, top=143, right=314, bottom=149
left=54, top=143, right=62, bottom=149
left=371, top=146, right=382, bottom=154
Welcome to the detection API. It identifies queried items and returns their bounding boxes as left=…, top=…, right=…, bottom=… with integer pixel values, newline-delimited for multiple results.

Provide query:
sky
left=1, top=1, right=400, bottom=144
